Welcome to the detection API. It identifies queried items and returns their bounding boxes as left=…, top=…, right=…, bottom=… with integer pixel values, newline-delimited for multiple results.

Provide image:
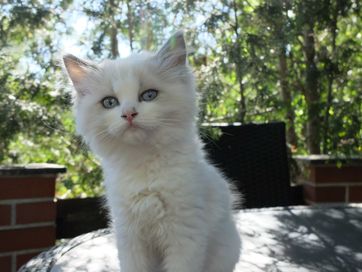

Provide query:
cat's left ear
left=63, top=54, right=98, bottom=95
left=156, top=30, right=187, bottom=68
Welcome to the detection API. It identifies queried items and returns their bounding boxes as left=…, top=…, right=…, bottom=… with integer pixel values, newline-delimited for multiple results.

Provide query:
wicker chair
left=203, top=122, right=297, bottom=209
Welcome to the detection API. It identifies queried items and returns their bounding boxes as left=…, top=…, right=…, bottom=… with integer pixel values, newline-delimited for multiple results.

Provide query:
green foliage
left=0, top=0, right=104, bottom=197
left=193, top=0, right=361, bottom=155
left=0, top=0, right=361, bottom=197
left=4, top=113, right=104, bottom=198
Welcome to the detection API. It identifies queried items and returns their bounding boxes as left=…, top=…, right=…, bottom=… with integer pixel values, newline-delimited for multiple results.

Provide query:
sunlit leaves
left=1, top=0, right=361, bottom=198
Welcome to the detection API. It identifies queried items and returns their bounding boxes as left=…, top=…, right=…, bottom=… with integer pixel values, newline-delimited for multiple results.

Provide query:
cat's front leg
left=163, top=228, right=207, bottom=272
left=116, top=230, right=150, bottom=272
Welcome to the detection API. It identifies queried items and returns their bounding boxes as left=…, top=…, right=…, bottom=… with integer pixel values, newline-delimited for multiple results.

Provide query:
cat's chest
left=108, top=169, right=172, bottom=223
left=126, top=188, right=167, bottom=222
left=105, top=156, right=196, bottom=225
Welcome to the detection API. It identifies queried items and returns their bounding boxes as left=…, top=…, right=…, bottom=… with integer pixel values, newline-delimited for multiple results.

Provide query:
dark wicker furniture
left=204, top=122, right=301, bottom=208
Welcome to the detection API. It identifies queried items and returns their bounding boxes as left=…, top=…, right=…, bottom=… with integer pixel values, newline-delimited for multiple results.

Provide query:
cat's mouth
left=119, top=122, right=150, bottom=144
left=121, top=122, right=143, bottom=134
left=126, top=123, right=140, bottom=129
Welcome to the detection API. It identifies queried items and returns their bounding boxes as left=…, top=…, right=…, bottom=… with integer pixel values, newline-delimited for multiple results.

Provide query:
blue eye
left=140, top=89, right=158, bottom=102
left=101, top=96, right=119, bottom=109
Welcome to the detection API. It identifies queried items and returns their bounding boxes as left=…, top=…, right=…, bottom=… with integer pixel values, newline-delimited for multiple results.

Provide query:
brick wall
left=0, top=164, right=65, bottom=272
left=295, top=155, right=362, bottom=205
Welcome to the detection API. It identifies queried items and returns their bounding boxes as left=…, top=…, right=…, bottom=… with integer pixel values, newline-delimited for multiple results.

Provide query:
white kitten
left=63, top=31, right=241, bottom=272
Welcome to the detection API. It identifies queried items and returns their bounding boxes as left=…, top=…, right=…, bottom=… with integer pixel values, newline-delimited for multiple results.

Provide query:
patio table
left=20, top=204, right=362, bottom=272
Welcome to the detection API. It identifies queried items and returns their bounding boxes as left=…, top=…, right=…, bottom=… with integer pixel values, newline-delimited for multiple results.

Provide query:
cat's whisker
left=138, top=119, right=183, bottom=126
left=139, top=117, right=182, bottom=122
left=137, top=122, right=175, bottom=129
left=95, top=129, right=110, bottom=139
left=41, top=120, right=70, bottom=135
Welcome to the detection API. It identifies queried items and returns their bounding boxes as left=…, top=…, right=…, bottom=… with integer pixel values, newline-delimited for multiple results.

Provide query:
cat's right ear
left=63, top=54, right=97, bottom=95
left=156, top=30, right=187, bottom=69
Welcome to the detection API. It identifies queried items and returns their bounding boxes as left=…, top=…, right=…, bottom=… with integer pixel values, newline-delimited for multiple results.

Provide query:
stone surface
left=20, top=205, right=362, bottom=272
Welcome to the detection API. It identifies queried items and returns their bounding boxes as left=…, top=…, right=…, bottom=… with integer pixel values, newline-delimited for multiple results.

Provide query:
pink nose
left=121, top=110, right=138, bottom=123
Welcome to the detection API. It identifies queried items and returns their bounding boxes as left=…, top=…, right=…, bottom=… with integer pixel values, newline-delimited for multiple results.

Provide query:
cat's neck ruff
left=101, top=129, right=203, bottom=174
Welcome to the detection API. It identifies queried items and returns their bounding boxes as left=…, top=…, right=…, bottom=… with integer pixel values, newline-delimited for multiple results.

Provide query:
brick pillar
left=0, top=164, right=66, bottom=272
left=295, top=155, right=362, bottom=205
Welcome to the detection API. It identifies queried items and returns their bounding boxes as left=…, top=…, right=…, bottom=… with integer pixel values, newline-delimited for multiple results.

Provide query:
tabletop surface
left=21, top=205, right=362, bottom=272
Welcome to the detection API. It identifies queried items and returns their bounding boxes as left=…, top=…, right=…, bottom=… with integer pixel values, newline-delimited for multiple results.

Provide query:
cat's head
left=63, top=31, right=197, bottom=156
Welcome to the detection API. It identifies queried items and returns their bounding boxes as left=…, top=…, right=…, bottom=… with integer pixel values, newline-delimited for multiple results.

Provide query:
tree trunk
left=110, top=26, right=119, bottom=58
left=237, top=64, right=246, bottom=123
left=126, top=0, right=134, bottom=51
left=303, top=22, right=321, bottom=154
left=278, top=47, right=298, bottom=148
left=322, top=4, right=338, bottom=154
left=234, top=38, right=246, bottom=123
left=232, top=0, right=246, bottom=123
left=109, top=0, right=119, bottom=58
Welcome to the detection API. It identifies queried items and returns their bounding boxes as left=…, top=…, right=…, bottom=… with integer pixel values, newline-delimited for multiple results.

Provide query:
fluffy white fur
left=63, top=31, right=241, bottom=272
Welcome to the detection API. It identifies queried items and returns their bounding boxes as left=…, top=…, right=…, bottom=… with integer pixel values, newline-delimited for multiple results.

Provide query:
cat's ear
left=63, top=54, right=98, bottom=95
left=156, top=30, right=187, bottom=68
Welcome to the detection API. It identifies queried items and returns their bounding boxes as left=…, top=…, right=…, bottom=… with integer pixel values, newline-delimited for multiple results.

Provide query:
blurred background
left=0, top=0, right=361, bottom=198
